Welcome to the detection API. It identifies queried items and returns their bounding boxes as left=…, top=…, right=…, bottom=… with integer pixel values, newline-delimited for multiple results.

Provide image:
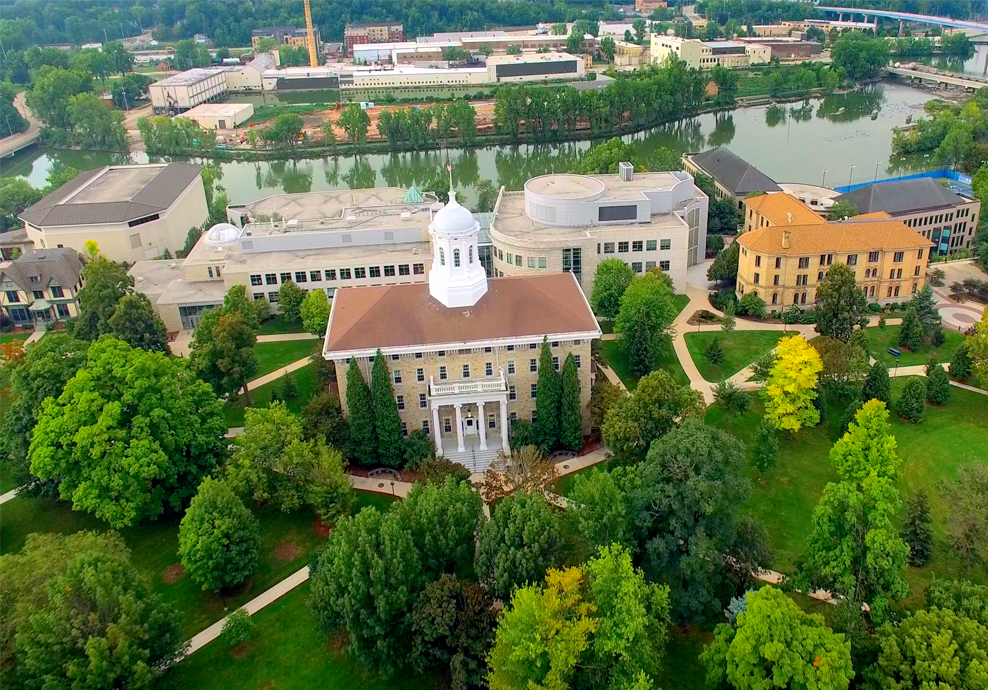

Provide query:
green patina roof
left=403, top=186, right=424, bottom=204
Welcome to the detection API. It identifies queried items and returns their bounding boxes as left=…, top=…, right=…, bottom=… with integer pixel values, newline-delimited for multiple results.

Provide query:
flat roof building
left=149, top=67, right=232, bottom=114
left=833, top=178, right=980, bottom=254
left=345, top=22, right=404, bottom=54
left=20, top=164, right=208, bottom=264
left=650, top=35, right=754, bottom=70
left=178, top=102, right=254, bottom=130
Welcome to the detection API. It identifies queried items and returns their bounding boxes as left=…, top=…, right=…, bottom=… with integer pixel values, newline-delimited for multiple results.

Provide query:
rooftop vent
left=618, top=161, right=634, bottom=182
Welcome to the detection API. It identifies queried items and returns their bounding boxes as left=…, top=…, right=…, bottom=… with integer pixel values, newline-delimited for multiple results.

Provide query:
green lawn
left=683, top=330, right=785, bottom=382
left=254, top=339, right=319, bottom=378
left=863, top=324, right=966, bottom=367
left=161, top=582, right=434, bottom=690
left=599, top=337, right=689, bottom=390
left=224, top=363, right=320, bottom=428
left=705, top=378, right=988, bottom=598
left=257, top=317, right=308, bottom=336
left=0, top=331, right=31, bottom=344
left=0, top=490, right=394, bottom=639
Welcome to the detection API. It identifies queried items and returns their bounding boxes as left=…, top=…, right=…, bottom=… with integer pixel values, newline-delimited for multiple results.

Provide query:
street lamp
left=390, top=479, right=395, bottom=496
left=894, top=357, right=900, bottom=378
left=822, top=169, right=828, bottom=187
left=848, top=165, right=855, bottom=189
left=874, top=160, right=881, bottom=183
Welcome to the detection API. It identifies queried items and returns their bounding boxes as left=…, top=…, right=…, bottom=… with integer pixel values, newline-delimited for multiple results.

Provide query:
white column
left=500, top=399, right=510, bottom=452
left=454, top=403, right=465, bottom=452
left=432, top=406, right=442, bottom=455
left=478, top=401, right=488, bottom=451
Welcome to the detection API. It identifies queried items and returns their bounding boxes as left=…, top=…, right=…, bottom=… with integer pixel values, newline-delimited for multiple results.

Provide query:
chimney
left=618, top=161, right=634, bottom=182
left=782, top=231, right=791, bottom=249
left=786, top=212, right=793, bottom=225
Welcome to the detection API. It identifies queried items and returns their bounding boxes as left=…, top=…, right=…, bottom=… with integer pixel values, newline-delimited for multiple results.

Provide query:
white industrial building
left=178, top=102, right=254, bottom=130
left=19, top=164, right=209, bottom=264
left=149, top=67, right=234, bottom=114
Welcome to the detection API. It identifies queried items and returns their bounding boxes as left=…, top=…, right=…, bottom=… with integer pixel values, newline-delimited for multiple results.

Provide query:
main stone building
left=324, top=193, right=601, bottom=472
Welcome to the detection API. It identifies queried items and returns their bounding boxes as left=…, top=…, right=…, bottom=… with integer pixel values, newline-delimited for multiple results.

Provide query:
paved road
left=0, top=92, right=41, bottom=158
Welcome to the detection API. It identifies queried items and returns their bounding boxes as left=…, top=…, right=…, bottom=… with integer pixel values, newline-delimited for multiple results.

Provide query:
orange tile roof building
left=737, top=193, right=933, bottom=311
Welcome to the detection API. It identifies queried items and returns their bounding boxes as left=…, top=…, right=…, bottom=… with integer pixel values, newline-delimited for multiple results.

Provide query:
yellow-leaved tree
left=762, top=335, right=823, bottom=432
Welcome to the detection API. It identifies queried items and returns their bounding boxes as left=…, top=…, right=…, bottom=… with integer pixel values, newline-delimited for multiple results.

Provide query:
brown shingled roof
left=325, top=273, right=599, bottom=355
left=744, top=192, right=826, bottom=226
left=738, top=220, right=932, bottom=255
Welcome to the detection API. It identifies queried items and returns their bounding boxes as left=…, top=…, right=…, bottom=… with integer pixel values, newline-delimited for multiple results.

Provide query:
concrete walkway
left=180, top=566, right=310, bottom=660
left=352, top=474, right=414, bottom=498
left=241, top=356, right=311, bottom=394
left=0, top=488, right=19, bottom=505
left=256, top=332, right=319, bottom=343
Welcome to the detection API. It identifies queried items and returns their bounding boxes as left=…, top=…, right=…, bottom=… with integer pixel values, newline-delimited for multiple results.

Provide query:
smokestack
left=782, top=231, right=791, bottom=249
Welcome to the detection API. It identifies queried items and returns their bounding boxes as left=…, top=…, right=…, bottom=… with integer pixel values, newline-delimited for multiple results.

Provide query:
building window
left=485, top=362, right=493, bottom=377
left=438, top=350, right=446, bottom=357
left=207, top=267, right=214, bottom=278
left=253, top=292, right=264, bottom=300
left=453, top=249, right=461, bottom=267
left=399, top=264, right=410, bottom=276
left=32, top=290, right=44, bottom=300
left=755, top=255, right=762, bottom=267
left=917, top=248, right=924, bottom=260
left=552, top=356, right=559, bottom=370
left=56, top=303, right=70, bottom=318
left=416, top=368, right=424, bottom=382
left=775, top=257, right=781, bottom=269
left=462, top=364, right=470, bottom=378
left=632, top=262, right=643, bottom=273
left=269, top=291, right=279, bottom=302
left=868, top=251, right=879, bottom=262
left=646, top=261, right=656, bottom=271
left=509, top=385, right=516, bottom=400
left=393, top=370, right=402, bottom=384
left=530, top=383, right=537, bottom=398
left=310, top=270, right=321, bottom=282
left=444, top=417, right=452, bottom=433
left=633, top=241, right=643, bottom=251
left=818, top=271, right=824, bottom=282
left=618, top=241, right=629, bottom=253
left=893, top=251, right=904, bottom=263
left=369, top=266, right=381, bottom=278
left=646, top=240, right=657, bottom=251
left=660, top=239, right=671, bottom=250
left=847, top=254, right=857, bottom=266
left=894, top=285, right=900, bottom=297
left=507, top=361, right=515, bottom=374
left=266, top=273, right=277, bottom=285
left=280, top=272, right=291, bottom=283
left=798, top=257, right=809, bottom=269
left=574, top=355, right=581, bottom=369
left=354, top=268, right=366, bottom=279
left=384, top=265, right=395, bottom=277
left=51, top=286, right=64, bottom=298
left=887, top=286, right=893, bottom=298
left=469, top=247, right=474, bottom=264
left=604, top=242, right=615, bottom=254
left=773, top=275, right=780, bottom=286
left=530, top=358, right=537, bottom=372
left=440, top=248, right=446, bottom=266
left=396, top=395, right=405, bottom=411
left=325, top=270, right=337, bottom=281
left=538, top=257, right=547, bottom=268
left=419, top=393, right=427, bottom=408
left=250, top=274, right=262, bottom=286
left=531, top=410, right=538, bottom=423
left=489, top=414, right=497, bottom=429
left=439, top=366, right=447, bottom=380
left=5, top=291, right=20, bottom=303
left=515, top=255, right=521, bottom=267
left=413, top=264, right=424, bottom=275
left=339, top=268, right=352, bottom=280
left=484, top=347, right=492, bottom=353
left=528, top=256, right=536, bottom=268
left=422, top=420, right=430, bottom=434
left=530, top=343, right=537, bottom=349
left=659, top=261, right=670, bottom=271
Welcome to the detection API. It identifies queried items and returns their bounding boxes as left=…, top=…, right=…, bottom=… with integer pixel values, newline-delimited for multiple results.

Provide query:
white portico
left=428, top=370, right=510, bottom=470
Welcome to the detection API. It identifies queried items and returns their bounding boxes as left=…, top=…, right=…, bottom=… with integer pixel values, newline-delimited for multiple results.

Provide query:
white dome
left=432, top=192, right=477, bottom=235
left=203, top=223, right=242, bottom=246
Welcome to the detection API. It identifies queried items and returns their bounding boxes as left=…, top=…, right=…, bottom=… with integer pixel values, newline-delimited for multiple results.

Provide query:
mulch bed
left=161, top=563, right=185, bottom=584
left=313, top=519, right=332, bottom=539
left=273, top=539, right=303, bottom=562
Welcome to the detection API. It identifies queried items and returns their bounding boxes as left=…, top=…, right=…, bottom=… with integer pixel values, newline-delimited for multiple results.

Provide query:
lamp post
left=390, top=479, right=395, bottom=496
left=821, top=169, right=828, bottom=187
left=848, top=165, right=855, bottom=189
left=874, top=160, right=881, bottom=183
left=894, top=357, right=900, bottom=378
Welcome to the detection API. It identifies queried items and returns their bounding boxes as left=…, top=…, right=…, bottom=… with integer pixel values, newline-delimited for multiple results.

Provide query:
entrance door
left=463, top=413, right=478, bottom=436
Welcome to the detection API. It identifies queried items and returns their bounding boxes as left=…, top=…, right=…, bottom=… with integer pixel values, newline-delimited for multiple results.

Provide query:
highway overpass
left=887, top=66, right=988, bottom=89
left=818, top=6, right=988, bottom=33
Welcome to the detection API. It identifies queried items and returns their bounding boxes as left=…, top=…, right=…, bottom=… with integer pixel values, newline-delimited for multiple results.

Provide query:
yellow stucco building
left=736, top=193, right=933, bottom=310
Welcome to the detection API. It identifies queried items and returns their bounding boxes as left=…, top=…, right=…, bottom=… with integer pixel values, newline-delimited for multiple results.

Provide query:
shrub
left=868, top=302, right=882, bottom=313
left=269, top=372, right=299, bottom=403
left=737, top=292, right=767, bottom=318
left=714, top=380, right=749, bottom=415
left=705, top=337, right=725, bottom=364
left=751, top=351, right=776, bottom=380
left=222, top=608, right=255, bottom=646
left=509, top=419, right=538, bottom=447
left=710, top=289, right=737, bottom=312
left=897, top=378, right=926, bottom=423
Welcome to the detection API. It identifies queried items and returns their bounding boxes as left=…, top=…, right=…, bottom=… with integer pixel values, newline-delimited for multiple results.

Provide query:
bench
left=888, top=348, right=901, bottom=357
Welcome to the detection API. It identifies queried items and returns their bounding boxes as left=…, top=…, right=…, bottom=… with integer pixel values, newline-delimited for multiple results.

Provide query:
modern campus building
left=650, top=36, right=764, bottom=69
left=736, top=192, right=933, bottom=310
left=251, top=26, right=323, bottom=56
left=177, top=102, right=254, bottom=130
left=683, top=146, right=781, bottom=211
left=18, top=164, right=209, bottom=264
left=131, top=168, right=708, bottom=331
left=344, top=22, right=404, bottom=54
left=0, top=248, right=84, bottom=330
left=351, top=31, right=595, bottom=65
left=149, top=67, right=234, bottom=114
left=489, top=167, right=708, bottom=295
left=833, top=178, right=981, bottom=254
left=323, top=193, right=600, bottom=472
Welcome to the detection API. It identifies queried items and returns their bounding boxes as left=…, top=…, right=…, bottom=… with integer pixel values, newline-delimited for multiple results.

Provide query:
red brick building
left=344, top=22, right=404, bottom=54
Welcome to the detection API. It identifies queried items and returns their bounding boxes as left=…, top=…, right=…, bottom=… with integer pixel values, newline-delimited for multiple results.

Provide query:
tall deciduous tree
left=300, top=288, right=330, bottom=336
left=590, top=258, right=635, bottom=319
left=30, top=338, right=226, bottom=528
left=829, top=399, right=899, bottom=485
left=178, top=476, right=260, bottom=592
left=567, top=466, right=639, bottom=552
left=477, top=491, right=560, bottom=601
left=371, top=350, right=404, bottom=467
left=701, top=587, right=854, bottom=690
left=277, top=280, right=306, bottom=324
left=397, top=476, right=483, bottom=580
left=925, top=579, right=988, bottom=628
left=534, top=338, right=561, bottom=452
left=938, top=461, right=988, bottom=568
left=346, top=358, right=377, bottom=465
left=763, top=335, right=823, bottom=432
left=338, top=103, right=371, bottom=147
left=190, top=308, right=259, bottom=404
left=74, top=246, right=134, bottom=340
left=309, top=507, right=423, bottom=678
left=968, top=310, right=988, bottom=382
left=14, top=551, right=184, bottom=687
left=615, top=271, right=677, bottom=376
left=559, top=354, right=583, bottom=452
left=816, top=263, right=868, bottom=343
left=601, top=370, right=704, bottom=463
left=107, top=292, right=171, bottom=353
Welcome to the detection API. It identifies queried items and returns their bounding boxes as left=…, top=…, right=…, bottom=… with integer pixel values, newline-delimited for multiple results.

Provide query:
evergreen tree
left=371, top=350, right=404, bottom=468
left=816, top=263, right=868, bottom=343
left=345, top=358, right=377, bottom=465
left=721, top=299, right=736, bottom=332
left=751, top=420, right=779, bottom=472
left=925, top=354, right=951, bottom=405
left=900, top=489, right=933, bottom=566
left=897, top=378, right=926, bottom=423
left=861, top=361, right=892, bottom=406
left=559, top=354, right=583, bottom=452
left=898, top=309, right=923, bottom=351
left=705, top=337, right=725, bottom=364
left=107, top=293, right=171, bottom=353
left=950, top=342, right=974, bottom=381
left=910, top=283, right=942, bottom=339
left=534, top=338, right=561, bottom=452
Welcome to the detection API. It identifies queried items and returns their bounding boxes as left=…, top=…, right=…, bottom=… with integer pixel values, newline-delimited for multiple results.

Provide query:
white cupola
left=428, top=192, right=488, bottom=308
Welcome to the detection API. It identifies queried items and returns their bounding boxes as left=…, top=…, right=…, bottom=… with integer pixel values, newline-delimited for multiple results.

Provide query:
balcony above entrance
left=429, top=371, right=507, bottom=397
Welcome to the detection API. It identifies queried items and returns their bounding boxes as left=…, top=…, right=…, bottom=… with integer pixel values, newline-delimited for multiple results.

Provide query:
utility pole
left=848, top=165, right=855, bottom=189
left=822, top=169, right=828, bottom=187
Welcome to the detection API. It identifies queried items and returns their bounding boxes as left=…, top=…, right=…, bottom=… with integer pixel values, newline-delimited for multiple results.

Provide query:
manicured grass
left=672, top=293, right=691, bottom=317
left=705, top=378, right=988, bottom=593
left=0, top=490, right=394, bottom=638
left=257, top=317, right=307, bottom=336
left=599, top=337, right=689, bottom=389
left=254, top=339, right=319, bottom=378
left=161, top=582, right=433, bottom=690
left=683, top=330, right=785, bottom=382
left=656, top=627, right=712, bottom=690
left=224, top=363, right=319, bottom=428
left=0, top=331, right=31, bottom=344
left=863, top=324, right=966, bottom=367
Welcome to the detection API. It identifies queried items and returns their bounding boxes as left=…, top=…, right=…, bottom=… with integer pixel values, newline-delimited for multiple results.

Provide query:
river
left=2, top=82, right=935, bottom=208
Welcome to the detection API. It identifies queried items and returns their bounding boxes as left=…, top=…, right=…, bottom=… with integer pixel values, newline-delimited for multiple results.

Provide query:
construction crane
left=304, top=0, right=319, bottom=67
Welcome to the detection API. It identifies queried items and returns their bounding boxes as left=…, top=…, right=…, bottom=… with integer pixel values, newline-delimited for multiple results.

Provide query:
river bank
left=3, top=82, right=935, bottom=209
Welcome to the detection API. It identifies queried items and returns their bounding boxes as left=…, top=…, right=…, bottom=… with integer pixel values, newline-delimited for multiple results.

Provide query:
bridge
left=818, top=6, right=988, bottom=34
left=887, top=66, right=988, bottom=90
left=0, top=93, right=40, bottom=159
